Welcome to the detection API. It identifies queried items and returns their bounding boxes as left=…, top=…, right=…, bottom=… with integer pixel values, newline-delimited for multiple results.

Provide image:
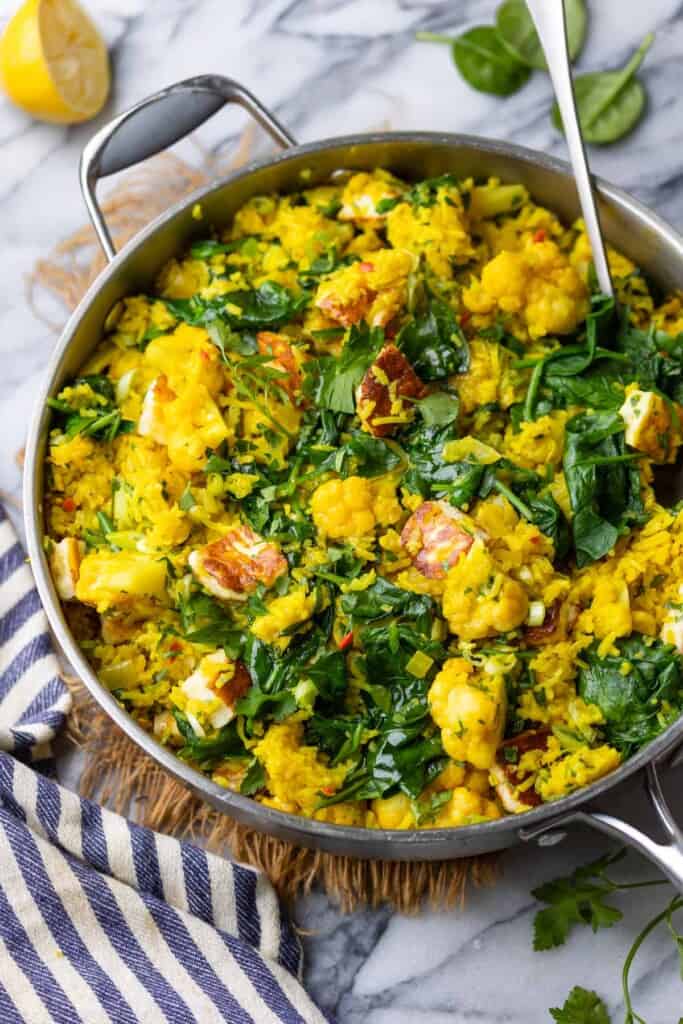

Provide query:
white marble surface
left=2, top=1, right=683, bottom=1021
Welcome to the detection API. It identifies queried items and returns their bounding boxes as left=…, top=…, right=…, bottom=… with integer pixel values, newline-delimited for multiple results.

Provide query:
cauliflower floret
left=453, top=339, right=522, bottom=415
left=502, top=412, right=568, bottom=472
left=145, top=324, right=225, bottom=395
left=442, top=540, right=529, bottom=640
left=357, top=343, right=426, bottom=436
left=339, top=170, right=404, bottom=223
left=75, top=551, right=168, bottom=613
left=314, top=248, right=415, bottom=328
left=386, top=185, right=473, bottom=278
left=189, top=525, right=287, bottom=602
left=266, top=199, right=353, bottom=267
left=311, top=476, right=377, bottom=539
left=254, top=720, right=349, bottom=816
left=619, top=385, right=683, bottom=464
left=463, top=238, right=587, bottom=339
left=158, top=258, right=210, bottom=299
left=400, top=500, right=481, bottom=579
left=536, top=745, right=621, bottom=801
left=250, top=587, right=316, bottom=646
left=432, top=786, right=501, bottom=826
left=371, top=793, right=416, bottom=829
left=165, top=386, right=228, bottom=473
left=428, top=657, right=507, bottom=770
left=49, top=537, right=85, bottom=601
left=371, top=784, right=500, bottom=829
left=233, top=194, right=278, bottom=236
left=589, top=578, right=632, bottom=640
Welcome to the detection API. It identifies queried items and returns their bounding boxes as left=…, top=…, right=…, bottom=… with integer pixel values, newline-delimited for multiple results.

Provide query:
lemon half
left=0, top=0, right=110, bottom=124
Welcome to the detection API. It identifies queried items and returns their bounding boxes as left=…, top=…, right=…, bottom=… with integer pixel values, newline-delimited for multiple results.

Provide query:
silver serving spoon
left=525, top=0, right=614, bottom=297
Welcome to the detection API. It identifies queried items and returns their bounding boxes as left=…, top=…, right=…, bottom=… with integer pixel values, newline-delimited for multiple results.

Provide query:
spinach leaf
left=166, top=281, right=307, bottom=330
left=316, top=706, right=446, bottom=807
left=341, top=577, right=433, bottom=623
left=305, top=649, right=348, bottom=706
left=552, top=35, right=654, bottom=144
left=416, top=391, right=460, bottom=426
left=310, top=323, right=384, bottom=413
left=240, top=758, right=266, bottom=796
left=544, top=372, right=624, bottom=411
left=306, top=716, right=368, bottom=765
left=578, top=635, right=683, bottom=755
left=342, top=431, right=403, bottom=477
left=173, top=712, right=247, bottom=768
left=496, top=0, right=587, bottom=71
left=397, top=298, right=469, bottom=379
left=528, top=494, right=571, bottom=561
left=298, top=249, right=357, bottom=287
left=190, top=238, right=252, bottom=259
left=403, top=421, right=463, bottom=497
left=236, top=631, right=347, bottom=727
left=563, top=411, right=646, bottom=566
left=178, top=591, right=244, bottom=656
left=417, top=26, right=530, bottom=96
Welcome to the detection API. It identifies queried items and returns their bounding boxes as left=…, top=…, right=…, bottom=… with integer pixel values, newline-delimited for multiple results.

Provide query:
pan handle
left=79, top=75, right=297, bottom=263
left=520, top=750, right=683, bottom=892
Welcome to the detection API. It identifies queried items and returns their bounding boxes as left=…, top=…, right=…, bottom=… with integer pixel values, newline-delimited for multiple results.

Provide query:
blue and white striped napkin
left=0, top=505, right=328, bottom=1024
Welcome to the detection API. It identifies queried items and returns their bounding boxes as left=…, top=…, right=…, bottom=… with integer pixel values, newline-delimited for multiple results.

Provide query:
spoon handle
left=526, top=0, right=614, bottom=298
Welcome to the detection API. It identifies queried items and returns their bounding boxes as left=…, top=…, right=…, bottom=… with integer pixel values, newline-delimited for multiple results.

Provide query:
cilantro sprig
left=534, top=849, right=682, bottom=1024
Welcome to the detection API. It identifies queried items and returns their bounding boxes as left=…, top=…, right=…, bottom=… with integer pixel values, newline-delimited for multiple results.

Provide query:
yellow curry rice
left=43, top=169, right=683, bottom=829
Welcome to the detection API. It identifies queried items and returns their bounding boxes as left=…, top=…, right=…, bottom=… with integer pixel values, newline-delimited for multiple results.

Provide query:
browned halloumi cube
left=490, top=729, right=550, bottom=813
left=356, top=344, right=426, bottom=437
left=188, top=524, right=287, bottom=602
left=400, top=500, right=480, bottom=579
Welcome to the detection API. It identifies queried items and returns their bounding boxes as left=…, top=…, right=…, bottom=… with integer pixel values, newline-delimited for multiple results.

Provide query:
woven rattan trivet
left=28, top=141, right=498, bottom=912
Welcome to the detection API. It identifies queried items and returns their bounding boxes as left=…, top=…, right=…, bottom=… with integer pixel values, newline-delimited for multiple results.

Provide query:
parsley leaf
left=310, top=323, right=384, bottom=413
left=532, top=854, right=624, bottom=950
left=549, top=986, right=611, bottom=1024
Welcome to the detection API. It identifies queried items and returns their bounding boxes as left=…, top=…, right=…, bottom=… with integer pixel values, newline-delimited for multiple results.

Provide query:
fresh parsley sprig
left=534, top=849, right=682, bottom=1024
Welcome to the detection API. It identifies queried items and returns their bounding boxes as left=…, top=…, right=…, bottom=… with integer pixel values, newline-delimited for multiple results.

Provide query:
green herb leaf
left=496, top=0, right=587, bottom=71
left=416, top=391, right=460, bottom=426
left=173, top=712, right=247, bottom=768
left=341, top=431, right=403, bottom=478
left=549, top=986, right=611, bottom=1024
left=178, top=484, right=196, bottom=511
left=190, top=238, right=252, bottom=259
left=311, top=323, right=384, bottom=413
left=532, top=853, right=627, bottom=951
left=167, top=281, right=307, bottom=330
left=451, top=25, right=531, bottom=96
left=341, top=577, right=433, bottom=623
left=397, top=298, right=469, bottom=379
left=577, top=634, right=683, bottom=755
left=552, top=34, right=654, bottom=144
left=240, top=758, right=266, bottom=796
left=563, top=410, right=646, bottom=566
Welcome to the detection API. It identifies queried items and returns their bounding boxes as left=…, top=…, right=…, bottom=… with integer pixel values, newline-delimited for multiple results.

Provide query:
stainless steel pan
left=23, top=75, right=683, bottom=887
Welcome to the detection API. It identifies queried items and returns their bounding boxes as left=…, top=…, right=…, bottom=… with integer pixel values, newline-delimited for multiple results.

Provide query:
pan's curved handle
left=79, top=75, right=297, bottom=262
left=520, top=748, right=683, bottom=891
